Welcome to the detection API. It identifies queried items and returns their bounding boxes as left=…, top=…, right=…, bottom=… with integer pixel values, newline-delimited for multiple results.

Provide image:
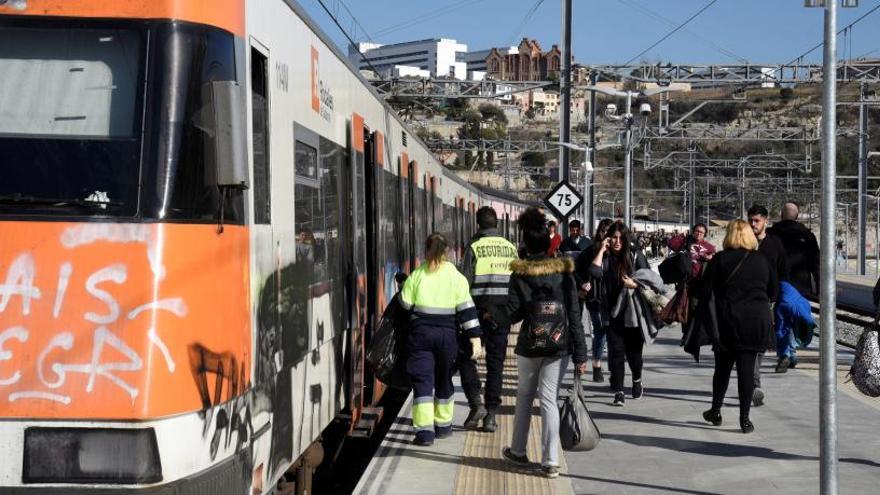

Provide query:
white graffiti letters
left=84, top=264, right=127, bottom=324
left=0, top=253, right=41, bottom=315
left=0, top=326, right=28, bottom=385
left=1, top=236, right=185, bottom=407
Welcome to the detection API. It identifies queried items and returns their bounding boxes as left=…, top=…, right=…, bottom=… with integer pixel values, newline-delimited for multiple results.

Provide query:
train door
left=398, top=154, right=410, bottom=273
left=361, top=129, right=382, bottom=409
left=408, top=160, right=418, bottom=269
left=347, top=114, right=369, bottom=432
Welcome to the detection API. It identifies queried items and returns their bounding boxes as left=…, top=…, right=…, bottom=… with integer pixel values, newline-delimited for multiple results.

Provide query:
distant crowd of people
left=390, top=200, right=820, bottom=478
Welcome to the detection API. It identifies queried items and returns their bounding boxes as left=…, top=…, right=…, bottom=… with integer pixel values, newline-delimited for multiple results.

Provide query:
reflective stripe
left=434, top=398, right=455, bottom=427
left=399, top=298, right=413, bottom=310
left=461, top=319, right=480, bottom=330
left=471, top=287, right=509, bottom=296
left=413, top=305, right=456, bottom=315
left=473, top=274, right=511, bottom=284
left=412, top=400, right=434, bottom=429
left=456, top=300, right=475, bottom=312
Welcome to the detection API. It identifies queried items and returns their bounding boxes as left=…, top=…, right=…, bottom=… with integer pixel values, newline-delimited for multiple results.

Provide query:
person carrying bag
left=501, top=208, right=588, bottom=479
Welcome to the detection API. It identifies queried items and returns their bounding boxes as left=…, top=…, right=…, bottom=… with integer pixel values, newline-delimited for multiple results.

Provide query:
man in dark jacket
left=559, top=220, right=592, bottom=258
left=748, top=205, right=790, bottom=406
left=767, top=202, right=819, bottom=299
left=459, top=206, right=518, bottom=432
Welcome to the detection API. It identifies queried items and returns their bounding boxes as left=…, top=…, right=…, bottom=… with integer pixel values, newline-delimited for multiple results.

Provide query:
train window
left=0, top=24, right=145, bottom=216
left=294, top=140, right=323, bottom=263
left=250, top=47, right=271, bottom=224
left=155, top=24, right=243, bottom=223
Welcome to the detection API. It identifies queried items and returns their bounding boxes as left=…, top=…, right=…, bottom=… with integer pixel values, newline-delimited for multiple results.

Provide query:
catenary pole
left=624, top=91, right=633, bottom=226
left=589, top=71, right=598, bottom=231
left=819, top=1, right=839, bottom=493
left=559, top=0, right=572, bottom=231
left=858, top=81, right=868, bottom=275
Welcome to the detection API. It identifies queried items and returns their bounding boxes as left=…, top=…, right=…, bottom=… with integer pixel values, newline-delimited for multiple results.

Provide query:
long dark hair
left=518, top=207, right=550, bottom=255
left=425, top=233, right=448, bottom=272
left=606, top=221, right=633, bottom=279
left=594, top=218, right=614, bottom=242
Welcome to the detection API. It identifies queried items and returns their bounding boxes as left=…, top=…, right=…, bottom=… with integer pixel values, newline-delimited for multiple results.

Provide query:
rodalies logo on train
left=310, top=45, right=335, bottom=122
left=0, top=223, right=251, bottom=419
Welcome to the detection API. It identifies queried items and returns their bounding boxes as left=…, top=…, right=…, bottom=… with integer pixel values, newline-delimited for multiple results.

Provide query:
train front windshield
left=0, top=19, right=243, bottom=222
left=0, top=24, right=145, bottom=215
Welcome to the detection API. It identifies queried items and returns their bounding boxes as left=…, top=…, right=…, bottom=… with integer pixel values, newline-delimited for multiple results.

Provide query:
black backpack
left=522, top=280, right=569, bottom=354
left=659, top=252, right=691, bottom=285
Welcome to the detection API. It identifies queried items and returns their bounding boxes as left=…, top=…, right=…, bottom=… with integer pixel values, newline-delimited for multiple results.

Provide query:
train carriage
left=0, top=0, right=527, bottom=493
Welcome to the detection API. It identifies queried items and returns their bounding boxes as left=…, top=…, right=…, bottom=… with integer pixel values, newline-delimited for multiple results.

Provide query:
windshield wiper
left=0, top=194, right=123, bottom=209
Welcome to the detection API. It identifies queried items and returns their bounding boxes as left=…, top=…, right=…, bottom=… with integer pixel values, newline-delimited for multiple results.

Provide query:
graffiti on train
left=0, top=222, right=251, bottom=418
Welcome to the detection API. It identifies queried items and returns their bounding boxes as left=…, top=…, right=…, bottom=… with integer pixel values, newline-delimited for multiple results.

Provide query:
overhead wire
left=315, top=0, right=386, bottom=81
left=783, top=1, right=880, bottom=66
left=616, top=0, right=748, bottom=63
left=621, top=0, right=720, bottom=66
left=507, top=0, right=547, bottom=47
left=372, top=0, right=488, bottom=38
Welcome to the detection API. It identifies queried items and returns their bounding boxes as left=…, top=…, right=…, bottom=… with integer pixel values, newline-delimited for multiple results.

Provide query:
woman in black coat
left=587, top=222, right=650, bottom=407
left=502, top=208, right=588, bottom=478
left=700, top=219, right=778, bottom=433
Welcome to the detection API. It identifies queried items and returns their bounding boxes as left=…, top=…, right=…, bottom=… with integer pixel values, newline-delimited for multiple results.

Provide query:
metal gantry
left=584, top=60, right=880, bottom=85
left=368, top=78, right=554, bottom=99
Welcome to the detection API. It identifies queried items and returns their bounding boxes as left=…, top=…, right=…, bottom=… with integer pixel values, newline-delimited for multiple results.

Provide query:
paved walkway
left=355, top=329, right=880, bottom=495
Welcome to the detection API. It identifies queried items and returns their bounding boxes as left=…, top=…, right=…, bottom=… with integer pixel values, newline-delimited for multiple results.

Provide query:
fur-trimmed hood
left=510, top=256, right=575, bottom=276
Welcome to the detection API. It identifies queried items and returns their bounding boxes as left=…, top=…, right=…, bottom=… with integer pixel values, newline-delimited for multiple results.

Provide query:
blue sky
left=299, top=0, right=880, bottom=65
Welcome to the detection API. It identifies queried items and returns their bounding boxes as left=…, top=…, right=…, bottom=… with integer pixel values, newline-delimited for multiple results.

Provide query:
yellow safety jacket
left=399, top=261, right=481, bottom=336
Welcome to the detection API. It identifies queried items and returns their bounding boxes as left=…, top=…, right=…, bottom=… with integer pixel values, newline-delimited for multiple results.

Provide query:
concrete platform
left=355, top=329, right=880, bottom=495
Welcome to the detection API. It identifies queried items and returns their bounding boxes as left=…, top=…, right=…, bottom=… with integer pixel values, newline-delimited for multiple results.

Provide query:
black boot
left=592, top=366, right=604, bottom=383
left=463, top=404, right=487, bottom=430
left=702, top=408, right=722, bottom=426
left=740, top=416, right=755, bottom=434
left=482, top=412, right=497, bottom=432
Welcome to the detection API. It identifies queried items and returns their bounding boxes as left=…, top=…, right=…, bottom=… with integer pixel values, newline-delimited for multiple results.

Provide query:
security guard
left=400, top=233, right=482, bottom=446
left=460, top=206, right=518, bottom=432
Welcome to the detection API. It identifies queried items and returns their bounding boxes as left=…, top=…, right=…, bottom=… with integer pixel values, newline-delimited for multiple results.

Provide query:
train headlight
left=23, top=427, right=162, bottom=484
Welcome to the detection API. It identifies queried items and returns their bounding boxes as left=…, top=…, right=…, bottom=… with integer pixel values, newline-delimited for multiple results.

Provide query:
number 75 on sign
left=543, top=181, right=583, bottom=219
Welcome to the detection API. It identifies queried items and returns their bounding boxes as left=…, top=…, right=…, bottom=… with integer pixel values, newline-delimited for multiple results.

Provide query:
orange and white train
left=0, top=0, right=527, bottom=493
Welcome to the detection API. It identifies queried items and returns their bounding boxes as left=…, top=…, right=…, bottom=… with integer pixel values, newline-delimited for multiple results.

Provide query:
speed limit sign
left=543, top=181, right=583, bottom=219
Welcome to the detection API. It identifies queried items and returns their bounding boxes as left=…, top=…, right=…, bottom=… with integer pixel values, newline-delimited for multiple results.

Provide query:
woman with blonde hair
left=400, top=233, right=482, bottom=446
left=699, top=220, right=777, bottom=433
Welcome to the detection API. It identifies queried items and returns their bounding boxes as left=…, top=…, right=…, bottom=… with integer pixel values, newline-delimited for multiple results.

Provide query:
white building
left=349, top=38, right=468, bottom=80
left=391, top=65, right=431, bottom=78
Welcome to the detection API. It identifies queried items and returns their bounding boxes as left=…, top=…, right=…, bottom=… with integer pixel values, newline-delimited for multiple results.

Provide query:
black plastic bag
left=366, top=296, right=411, bottom=391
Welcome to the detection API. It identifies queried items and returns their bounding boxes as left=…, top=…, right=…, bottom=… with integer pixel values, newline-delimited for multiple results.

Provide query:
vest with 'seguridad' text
left=470, top=236, right=517, bottom=305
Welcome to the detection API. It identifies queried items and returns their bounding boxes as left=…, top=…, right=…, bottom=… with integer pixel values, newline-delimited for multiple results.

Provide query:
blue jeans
left=776, top=326, right=798, bottom=362
left=589, top=304, right=606, bottom=362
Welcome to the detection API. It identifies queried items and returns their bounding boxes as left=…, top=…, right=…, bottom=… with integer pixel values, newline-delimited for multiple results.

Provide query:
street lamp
left=582, top=84, right=685, bottom=227
left=804, top=2, right=860, bottom=493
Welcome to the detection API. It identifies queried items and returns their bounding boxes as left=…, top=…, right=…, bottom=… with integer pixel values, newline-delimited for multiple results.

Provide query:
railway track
left=810, top=300, right=874, bottom=349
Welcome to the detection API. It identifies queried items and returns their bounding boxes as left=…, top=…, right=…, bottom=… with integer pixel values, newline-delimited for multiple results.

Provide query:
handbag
left=849, top=314, right=880, bottom=398
left=558, top=372, right=601, bottom=451
left=659, top=284, right=690, bottom=324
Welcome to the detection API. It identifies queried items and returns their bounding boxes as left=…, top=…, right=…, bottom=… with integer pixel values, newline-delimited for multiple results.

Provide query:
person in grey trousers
left=502, top=208, right=588, bottom=478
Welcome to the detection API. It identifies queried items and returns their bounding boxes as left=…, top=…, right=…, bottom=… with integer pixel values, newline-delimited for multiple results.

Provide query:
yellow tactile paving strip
left=452, top=328, right=573, bottom=495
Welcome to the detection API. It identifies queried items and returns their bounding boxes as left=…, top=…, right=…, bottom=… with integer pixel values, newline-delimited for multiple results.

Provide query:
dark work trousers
left=407, top=326, right=459, bottom=443
left=459, top=321, right=510, bottom=411
left=712, top=350, right=758, bottom=418
left=606, top=319, right=644, bottom=393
